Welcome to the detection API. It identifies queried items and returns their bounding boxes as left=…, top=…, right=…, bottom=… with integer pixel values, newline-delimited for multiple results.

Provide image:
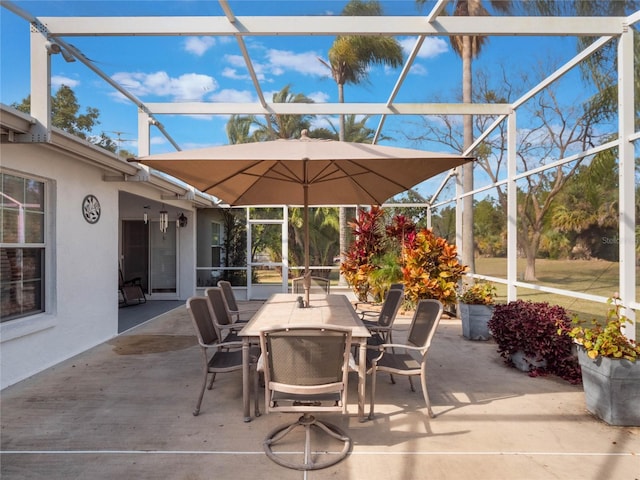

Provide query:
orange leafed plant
left=402, top=228, right=467, bottom=307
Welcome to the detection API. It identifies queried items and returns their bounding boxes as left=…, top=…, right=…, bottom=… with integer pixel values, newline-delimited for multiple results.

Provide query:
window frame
left=1, top=169, right=49, bottom=324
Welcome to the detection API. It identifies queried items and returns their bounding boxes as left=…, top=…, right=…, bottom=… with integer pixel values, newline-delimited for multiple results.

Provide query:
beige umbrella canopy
left=134, top=131, right=472, bottom=305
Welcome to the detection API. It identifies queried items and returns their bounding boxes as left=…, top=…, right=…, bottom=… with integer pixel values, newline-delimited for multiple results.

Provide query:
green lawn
left=475, top=257, right=639, bottom=338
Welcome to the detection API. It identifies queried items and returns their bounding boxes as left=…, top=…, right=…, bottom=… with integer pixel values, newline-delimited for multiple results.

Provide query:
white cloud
left=222, top=49, right=330, bottom=85
left=409, top=63, right=428, bottom=76
left=222, top=54, right=267, bottom=81
left=52, top=75, right=79, bottom=89
left=209, top=89, right=255, bottom=103
left=111, top=71, right=218, bottom=101
left=225, top=54, right=247, bottom=68
left=184, top=36, right=216, bottom=56
left=265, top=49, right=330, bottom=77
left=399, top=37, right=449, bottom=59
left=220, top=67, right=249, bottom=81
left=308, top=90, right=330, bottom=103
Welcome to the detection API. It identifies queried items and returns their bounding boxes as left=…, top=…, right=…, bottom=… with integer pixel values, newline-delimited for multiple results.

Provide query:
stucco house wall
left=1, top=106, right=210, bottom=389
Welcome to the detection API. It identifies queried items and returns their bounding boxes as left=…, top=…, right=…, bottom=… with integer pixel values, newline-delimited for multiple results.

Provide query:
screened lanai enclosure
left=2, top=1, right=638, bottom=339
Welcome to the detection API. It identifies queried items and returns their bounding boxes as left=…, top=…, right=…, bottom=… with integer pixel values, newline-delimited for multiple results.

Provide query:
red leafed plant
left=488, top=300, right=582, bottom=384
left=340, top=206, right=387, bottom=301
left=342, top=208, right=466, bottom=307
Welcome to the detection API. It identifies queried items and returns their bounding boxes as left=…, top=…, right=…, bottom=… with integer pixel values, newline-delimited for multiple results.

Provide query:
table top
left=239, top=293, right=370, bottom=339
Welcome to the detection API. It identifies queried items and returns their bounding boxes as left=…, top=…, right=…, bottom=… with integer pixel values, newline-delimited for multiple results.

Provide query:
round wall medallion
left=82, top=194, right=101, bottom=224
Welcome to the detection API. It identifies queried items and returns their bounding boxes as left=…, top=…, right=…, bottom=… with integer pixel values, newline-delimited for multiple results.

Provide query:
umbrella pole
left=303, top=160, right=310, bottom=307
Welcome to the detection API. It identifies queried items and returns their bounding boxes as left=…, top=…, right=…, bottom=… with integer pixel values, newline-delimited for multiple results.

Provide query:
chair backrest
left=291, top=276, right=330, bottom=294
left=406, top=299, right=443, bottom=350
left=376, top=288, right=404, bottom=328
left=389, top=283, right=404, bottom=291
left=204, top=287, right=233, bottom=326
left=260, top=326, right=352, bottom=413
left=217, top=280, right=239, bottom=312
left=187, top=296, right=220, bottom=346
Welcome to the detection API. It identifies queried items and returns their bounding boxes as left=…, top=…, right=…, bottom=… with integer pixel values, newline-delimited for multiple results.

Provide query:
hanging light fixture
left=159, top=208, right=169, bottom=234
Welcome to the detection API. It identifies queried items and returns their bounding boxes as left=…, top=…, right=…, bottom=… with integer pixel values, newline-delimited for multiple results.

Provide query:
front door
left=149, top=221, right=177, bottom=298
left=122, top=220, right=149, bottom=293
left=122, top=220, right=178, bottom=299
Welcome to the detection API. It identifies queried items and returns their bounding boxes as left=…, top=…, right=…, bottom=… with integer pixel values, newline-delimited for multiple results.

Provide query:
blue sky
left=1, top=0, right=587, bottom=199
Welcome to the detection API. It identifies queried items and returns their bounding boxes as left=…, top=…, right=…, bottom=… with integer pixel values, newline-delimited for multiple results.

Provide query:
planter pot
left=510, top=350, right=547, bottom=372
left=459, top=303, right=494, bottom=341
left=577, top=347, right=640, bottom=426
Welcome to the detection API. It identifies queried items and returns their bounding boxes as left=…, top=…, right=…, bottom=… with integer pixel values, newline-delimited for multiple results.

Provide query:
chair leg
left=193, top=370, right=209, bottom=416
left=264, top=414, right=351, bottom=470
left=207, top=372, right=216, bottom=390
left=421, top=369, right=435, bottom=418
left=407, top=376, right=415, bottom=392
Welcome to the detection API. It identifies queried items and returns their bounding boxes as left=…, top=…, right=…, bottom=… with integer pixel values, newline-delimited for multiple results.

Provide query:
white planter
left=459, top=303, right=494, bottom=341
left=510, top=350, right=547, bottom=372
left=577, top=347, right=640, bottom=426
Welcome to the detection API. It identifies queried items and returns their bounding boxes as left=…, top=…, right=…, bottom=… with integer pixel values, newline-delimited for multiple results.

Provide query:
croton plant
left=341, top=207, right=467, bottom=307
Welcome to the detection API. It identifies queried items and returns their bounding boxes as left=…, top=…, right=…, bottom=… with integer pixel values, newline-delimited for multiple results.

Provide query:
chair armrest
left=380, top=342, right=422, bottom=351
left=367, top=325, right=391, bottom=332
left=359, top=310, right=380, bottom=319
left=354, top=300, right=381, bottom=311
left=198, top=339, right=244, bottom=350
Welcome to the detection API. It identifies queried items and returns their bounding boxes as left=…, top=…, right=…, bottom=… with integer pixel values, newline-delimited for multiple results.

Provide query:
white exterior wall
left=1, top=142, right=118, bottom=388
left=0, top=137, right=201, bottom=389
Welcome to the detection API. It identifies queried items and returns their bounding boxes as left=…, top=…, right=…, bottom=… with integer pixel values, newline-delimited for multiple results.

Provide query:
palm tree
left=416, top=0, right=512, bottom=273
left=319, top=0, right=404, bottom=282
left=252, top=84, right=316, bottom=140
left=225, top=84, right=317, bottom=144
left=289, top=207, right=340, bottom=274
left=226, top=114, right=254, bottom=144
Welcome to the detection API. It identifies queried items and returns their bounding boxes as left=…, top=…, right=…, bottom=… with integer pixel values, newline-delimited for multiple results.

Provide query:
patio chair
left=354, top=282, right=403, bottom=314
left=217, top=280, right=259, bottom=323
left=367, top=299, right=443, bottom=420
left=204, top=287, right=244, bottom=342
left=259, top=325, right=353, bottom=471
left=291, top=276, right=330, bottom=295
left=186, top=296, right=259, bottom=417
left=118, top=268, right=146, bottom=307
left=359, top=287, right=404, bottom=344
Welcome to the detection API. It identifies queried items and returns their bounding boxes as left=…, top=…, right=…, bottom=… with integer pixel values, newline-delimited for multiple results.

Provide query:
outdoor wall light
left=143, top=205, right=150, bottom=224
left=159, top=209, right=169, bottom=234
left=177, top=213, right=188, bottom=228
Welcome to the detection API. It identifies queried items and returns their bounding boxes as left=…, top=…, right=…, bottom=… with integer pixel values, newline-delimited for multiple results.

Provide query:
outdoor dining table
left=238, top=293, right=371, bottom=422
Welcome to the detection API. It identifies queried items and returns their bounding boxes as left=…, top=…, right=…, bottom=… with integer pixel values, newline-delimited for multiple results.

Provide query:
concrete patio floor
left=1, top=298, right=638, bottom=480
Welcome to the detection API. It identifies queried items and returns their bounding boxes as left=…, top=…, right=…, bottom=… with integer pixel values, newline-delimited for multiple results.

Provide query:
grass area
left=475, top=257, right=639, bottom=339
left=254, top=258, right=639, bottom=338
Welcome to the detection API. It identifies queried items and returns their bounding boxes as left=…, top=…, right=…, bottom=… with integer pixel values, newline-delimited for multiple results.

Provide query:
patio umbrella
left=133, top=131, right=472, bottom=306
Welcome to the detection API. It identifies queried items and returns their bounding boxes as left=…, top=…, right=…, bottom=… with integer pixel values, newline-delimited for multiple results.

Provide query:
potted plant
left=457, top=280, right=497, bottom=341
left=561, top=295, right=640, bottom=426
left=402, top=228, right=467, bottom=308
left=488, top=300, right=581, bottom=384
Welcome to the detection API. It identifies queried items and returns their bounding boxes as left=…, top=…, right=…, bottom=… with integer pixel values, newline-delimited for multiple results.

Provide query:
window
left=0, top=172, right=46, bottom=322
left=211, top=221, right=221, bottom=267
